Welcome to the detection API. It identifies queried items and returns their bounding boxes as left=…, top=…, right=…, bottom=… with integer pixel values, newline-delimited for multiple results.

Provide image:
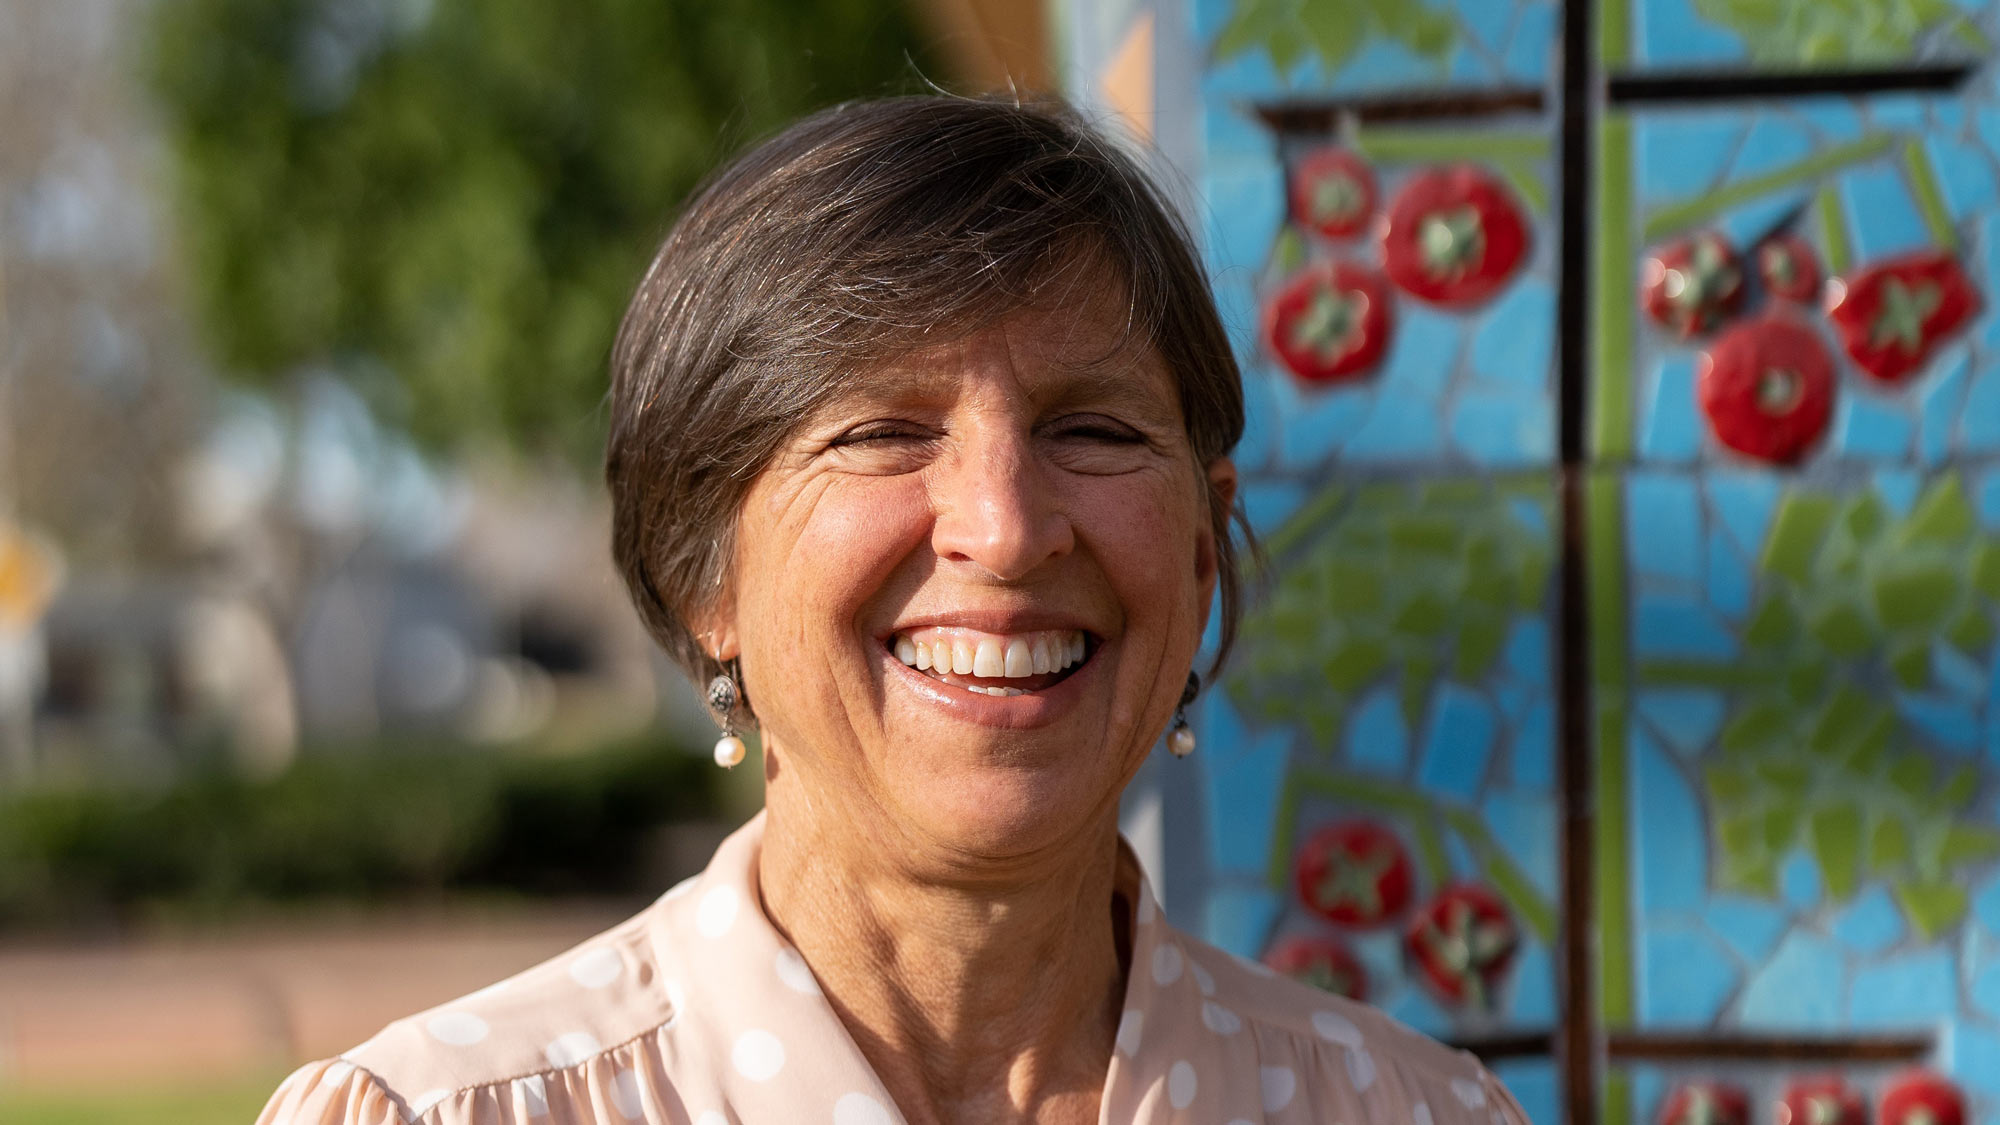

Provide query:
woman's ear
left=690, top=593, right=742, bottom=665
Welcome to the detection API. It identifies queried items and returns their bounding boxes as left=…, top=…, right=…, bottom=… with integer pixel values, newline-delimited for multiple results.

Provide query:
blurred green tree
left=147, top=0, right=936, bottom=462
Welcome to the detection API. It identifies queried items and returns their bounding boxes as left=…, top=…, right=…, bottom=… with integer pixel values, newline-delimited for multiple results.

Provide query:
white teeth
left=973, top=639, right=1005, bottom=678
left=890, top=628, right=1090, bottom=681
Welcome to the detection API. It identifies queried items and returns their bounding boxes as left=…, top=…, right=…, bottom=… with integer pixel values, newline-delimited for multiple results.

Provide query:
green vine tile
left=1940, top=825, right=2000, bottom=869
left=1947, top=609, right=1996, bottom=655
left=1896, top=882, right=1969, bottom=941
left=1810, top=802, right=1864, bottom=901
left=1889, top=639, right=1932, bottom=689
left=1806, top=602, right=1874, bottom=660
left=1899, top=474, right=1977, bottom=547
left=1744, top=595, right=1801, bottom=650
left=1975, top=543, right=2000, bottom=601
left=1873, top=561, right=1961, bottom=631
left=1871, top=817, right=1912, bottom=873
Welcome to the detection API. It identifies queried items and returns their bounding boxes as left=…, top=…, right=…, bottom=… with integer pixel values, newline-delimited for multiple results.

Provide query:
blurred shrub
left=146, top=0, right=937, bottom=462
left=0, top=737, right=717, bottom=932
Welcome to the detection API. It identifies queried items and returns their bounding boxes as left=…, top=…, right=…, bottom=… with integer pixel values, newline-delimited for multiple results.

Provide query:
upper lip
left=877, top=610, right=1102, bottom=641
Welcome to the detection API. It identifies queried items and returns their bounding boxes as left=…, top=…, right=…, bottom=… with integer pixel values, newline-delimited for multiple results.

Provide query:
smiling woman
left=255, top=97, right=1534, bottom=1125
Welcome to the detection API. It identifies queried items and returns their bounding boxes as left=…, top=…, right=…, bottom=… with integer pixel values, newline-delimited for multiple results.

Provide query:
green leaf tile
left=1760, top=492, right=1838, bottom=585
left=1387, top=515, right=1462, bottom=558
left=1810, top=802, right=1864, bottom=901
left=1721, top=698, right=1793, bottom=757
left=1763, top=800, right=1803, bottom=851
left=1872, top=816, right=1912, bottom=872
left=1322, top=561, right=1385, bottom=616
left=1872, top=561, right=1959, bottom=631
left=1940, top=824, right=2000, bottom=868
left=1939, top=765, right=1979, bottom=810
left=1899, top=474, right=1975, bottom=547
left=1399, top=654, right=1436, bottom=728
left=1745, top=595, right=1801, bottom=649
left=1453, top=610, right=1507, bottom=681
left=1393, top=591, right=1452, bottom=637
left=1975, top=543, right=2000, bottom=601
left=1889, top=753, right=1936, bottom=801
left=1808, top=688, right=1875, bottom=755
left=1890, top=639, right=1932, bottom=689
left=1896, top=881, right=1969, bottom=940
left=1806, top=601, right=1876, bottom=659
left=1843, top=715, right=1891, bottom=775
left=1947, top=608, right=1996, bottom=655
left=1840, top=492, right=1888, bottom=544
left=1706, top=763, right=1757, bottom=806
left=1322, top=637, right=1390, bottom=694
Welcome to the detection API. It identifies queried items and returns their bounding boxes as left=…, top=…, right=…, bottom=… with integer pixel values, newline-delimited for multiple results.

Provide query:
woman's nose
left=929, top=427, right=1075, bottom=580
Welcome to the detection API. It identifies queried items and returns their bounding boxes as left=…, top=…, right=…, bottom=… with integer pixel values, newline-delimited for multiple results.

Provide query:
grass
left=0, top=1075, right=280, bottom=1125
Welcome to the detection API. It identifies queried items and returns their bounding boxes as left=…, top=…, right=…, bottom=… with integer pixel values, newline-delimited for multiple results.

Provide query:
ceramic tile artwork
left=1052, top=0, right=2000, bottom=1122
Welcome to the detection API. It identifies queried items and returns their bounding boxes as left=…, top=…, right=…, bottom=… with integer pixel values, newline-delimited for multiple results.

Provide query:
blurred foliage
left=1211, top=0, right=1458, bottom=76
left=1645, top=474, right=2000, bottom=937
left=0, top=1076, right=281, bottom=1125
left=145, top=0, right=936, bottom=462
left=1229, top=477, right=1555, bottom=747
left=0, top=735, right=717, bottom=933
left=1692, top=0, right=1987, bottom=65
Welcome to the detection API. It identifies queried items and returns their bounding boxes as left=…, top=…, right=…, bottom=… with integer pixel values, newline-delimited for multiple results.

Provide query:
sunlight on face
left=717, top=288, right=1234, bottom=863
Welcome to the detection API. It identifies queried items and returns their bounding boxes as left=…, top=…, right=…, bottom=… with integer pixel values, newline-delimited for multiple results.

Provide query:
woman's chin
left=886, top=763, right=1122, bottom=864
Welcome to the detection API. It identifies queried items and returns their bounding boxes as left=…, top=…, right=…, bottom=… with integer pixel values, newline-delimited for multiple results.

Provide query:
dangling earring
left=708, top=660, right=747, bottom=768
left=1168, top=670, right=1199, bottom=758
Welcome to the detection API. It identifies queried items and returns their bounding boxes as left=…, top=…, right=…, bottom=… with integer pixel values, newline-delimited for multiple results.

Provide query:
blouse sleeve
left=255, top=1058, right=405, bottom=1125
left=1481, top=1065, right=1536, bottom=1125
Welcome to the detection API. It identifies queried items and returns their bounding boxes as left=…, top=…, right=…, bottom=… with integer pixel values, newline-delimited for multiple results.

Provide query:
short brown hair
left=605, top=95, right=1248, bottom=700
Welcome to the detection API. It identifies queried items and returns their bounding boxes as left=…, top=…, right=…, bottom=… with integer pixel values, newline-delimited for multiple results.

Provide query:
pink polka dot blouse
left=256, top=813, right=1534, bottom=1124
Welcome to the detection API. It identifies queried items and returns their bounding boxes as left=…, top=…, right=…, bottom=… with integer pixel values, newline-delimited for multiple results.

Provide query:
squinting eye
left=832, top=424, right=933, bottom=447
left=1049, top=418, right=1144, bottom=443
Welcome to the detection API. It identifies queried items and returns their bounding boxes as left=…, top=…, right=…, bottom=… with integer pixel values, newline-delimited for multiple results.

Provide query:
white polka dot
left=406, top=1089, right=450, bottom=1119
left=1312, top=1009, right=1364, bottom=1048
left=514, top=1075, right=549, bottom=1118
left=697, top=885, right=741, bottom=938
left=732, top=1028, right=786, bottom=1081
left=1151, top=942, right=1183, bottom=985
left=775, top=948, right=821, bottom=995
left=1115, top=1008, right=1144, bottom=1056
left=663, top=978, right=686, bottom=1028
left=1261, top=1065, right=1297, bottom=1111
left=662, top=875, right=698, bottom=902
left=834, top=1091, right=894, bottom=1125
left=695, top=1113, right=728, bottom=1125
left=1347, top=1047, right=1377, bottom=1092
left=543, top=1030, right=602, bottom=1068
left=1190, top=960, right=1216, bottom=996
left=424, top=1011, right=489, bottom=1046
left=1201, top=1000, right=1242, bottom=1035
left=568, top=947, right=624, bottom=990
left=1168, top=1060, right=1197, bottom=1109
left=1453, top=1077, right=1488, bottom=1108
left=1228, top=1119, right=1256, bottom=1125
left=320, top=1060, right=356, bottom=1086
left=1236, top=954, right=1277, bottom=978
left=611, top=1068, right=644, bottom=1120
left=1416, top=1101, right=1435, bottom=1125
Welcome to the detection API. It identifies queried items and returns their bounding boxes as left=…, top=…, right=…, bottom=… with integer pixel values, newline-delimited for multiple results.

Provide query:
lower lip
left=880, top=645, right=1098, bottom=728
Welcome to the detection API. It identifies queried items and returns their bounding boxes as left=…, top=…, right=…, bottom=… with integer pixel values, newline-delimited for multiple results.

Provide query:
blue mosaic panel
left=1618, top=86, right=2000, bottom=471
left=1627, top=0, right=1994, bottom=70
left=1201, top=475, right=1562, bottom=1047
left=1194, top=0, right=1560, bottom=99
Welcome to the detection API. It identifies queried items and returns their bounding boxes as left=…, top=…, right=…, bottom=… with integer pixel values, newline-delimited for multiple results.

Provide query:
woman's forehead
left=834, top=309, right=1178, bottom=415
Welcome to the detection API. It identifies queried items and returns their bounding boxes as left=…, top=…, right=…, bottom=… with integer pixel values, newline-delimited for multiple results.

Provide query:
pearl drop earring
left=707, top=661, right=747, bottom=768
left=1168, top=671, right=1199, bottom=758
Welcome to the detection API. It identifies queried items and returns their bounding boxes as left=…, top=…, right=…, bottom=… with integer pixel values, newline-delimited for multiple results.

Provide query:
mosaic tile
left=1980, top=469, right=2000, bottom=528
left=1634, top=725, right=1707, bottom=913
left=1875, top=468, right=1924, bottom=516
left=1842, top=161, right=1936, bottom=263
left=1636, top=0, right=1743, bottom=67
left=1729, top=116, right=1818, bottom=183
left=1972, top=962, right=2000, bottom=1022
left=1706, top=529, right=1753, bottom=619
left=1640, top=924, right=1740, bottom=1026
left=1925, top=134, right=2000, bottom=221
left=1640, top=355, right=1703, bottom=463
left=1849, top=948, right=1957, bottom=1027
left=1920, top=349, right=1974, bottom=466
left=1240, top=480, right=1308, bottom=536
left=1952, top=1021, right=2000, bottom=1097
left=1894, top=691, right=1983, bottom=751
left=1484, top=790, right=1559, bottom=903
left=1452, top=390, right=1555, bottom=467
left=1830, top=886, right=1907, bottom=954
left=1738, top=929, right=1846, bottom=1028
left=1832, top=392, right=1917, bottom=461
left=1490, top=1059, right=1559, bottom=1125
left=1780, top=849, right=1824, bottom=910
left=1638, top=114, right=1747, bottom=204
left=1704, top=895, right=1790, bottom=964
left=1472, top=282, right=1556, bottom=389
left=1636, top=688, right=1728, bottom=757
left=1635, top=593, right=1741, bottom=660
left=1504, top=4, right=1556, bottom=80
left=1630, top=472, right=1705, bottom=586
left=1965, top=360, right=2000, bottom=452
left=1511, top=702, right=1556, bottom=789
left=1706, top=472, right=1784, bottom=559
left=1275, top=384, right=1373, bottom=469
left=1202, top=884, right=1282, bottom=959
left=1345, top=685, right=1411, bottom=777
left=1416, top=684, right=1497, bottom=802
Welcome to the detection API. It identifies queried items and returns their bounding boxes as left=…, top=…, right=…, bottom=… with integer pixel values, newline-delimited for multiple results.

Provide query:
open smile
left=884, top=626, right=1097, bottom=698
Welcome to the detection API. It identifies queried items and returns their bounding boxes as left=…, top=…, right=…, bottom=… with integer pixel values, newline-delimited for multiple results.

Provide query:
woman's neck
left=757, top=779, right=1128, bottom=1125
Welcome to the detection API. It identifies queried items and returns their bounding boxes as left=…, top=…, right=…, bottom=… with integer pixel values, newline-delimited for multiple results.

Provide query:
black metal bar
left=1250, top=86, right=1545, bottom=133
left=1557, top=1, right=1597, bottom=1123
left=1609, top=62, right=1976, bottom=104
left=1449, top=1031, right=1560, bottom=1062
left=1608, top=1032, right=1935, bottom=1063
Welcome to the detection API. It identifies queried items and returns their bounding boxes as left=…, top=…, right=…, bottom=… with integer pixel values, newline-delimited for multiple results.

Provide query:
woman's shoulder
left=257, top=883, right=698, bottom=1124
left=1176, top=935, right=1532, bottom=1123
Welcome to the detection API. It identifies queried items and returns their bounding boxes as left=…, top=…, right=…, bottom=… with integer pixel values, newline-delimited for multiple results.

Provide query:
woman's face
left=714, top=285, right=1235, bottom=863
